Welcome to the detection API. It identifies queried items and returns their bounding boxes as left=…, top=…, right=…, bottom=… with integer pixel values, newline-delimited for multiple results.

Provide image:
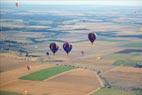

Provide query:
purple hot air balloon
left=88, top=33, right=96, bottom=44
left=49, top=43, right=59, bottom=55
left=63, top=42, right=72, bottom=55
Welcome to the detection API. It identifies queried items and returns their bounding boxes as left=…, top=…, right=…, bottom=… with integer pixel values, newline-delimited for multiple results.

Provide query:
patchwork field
left=0, top=90, right=22, bottom=95
left=103, top=67, right=142, bottom=89
left=20, top=66, right=73, bottom=81
left=1, top=38, right=142, bottom=95
left=1, top=4, right=142, bottom=95
left=1, top=69, right=101, bottom=95
left=0, top=52, right=28, bottom=72
left=0, top=53, right=101, bottom=95
left=92, top=87, right=137, bottom=95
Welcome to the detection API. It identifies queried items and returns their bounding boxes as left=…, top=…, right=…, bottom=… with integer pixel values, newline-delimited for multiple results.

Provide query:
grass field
left=0, top=91, right=22, bottom=95
left=122, top=42, right=142, bottom=48
left=113, top=59, right=142, bottom=67
left=99, top=39, right=126, bottom=42
left=92, top=88, right=136, bottom=95
left=20, top=66, right=74, bottom=81
left=133, top=90, right=142, bottom=95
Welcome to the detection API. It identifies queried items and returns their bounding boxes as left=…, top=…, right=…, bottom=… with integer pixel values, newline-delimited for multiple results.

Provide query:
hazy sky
left=1, top=0, right=142, bottom=6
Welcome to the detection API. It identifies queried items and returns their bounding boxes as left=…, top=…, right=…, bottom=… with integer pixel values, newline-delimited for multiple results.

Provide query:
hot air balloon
left=16, top=0, right=19, bottom=7
left=49, top=43, right=59, bottom=55
left=88, top=33, right=96, bottom=44
left=23, top=89, right=28, bottom=95
left=81, top=50, right=84, bottom=55
left=46, top=52, right=49, bottom=56
left=97, top=56, right=102, bottom=60
left=27, top=65, right=31, bottom=70
left=63, top=42, right=72, bottom=55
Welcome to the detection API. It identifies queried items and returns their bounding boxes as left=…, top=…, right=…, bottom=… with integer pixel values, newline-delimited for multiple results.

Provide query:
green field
left=0, top=91, right=21, bottom=95
left=20, top=66, right=73, bottom=81
left=113, top=59, right=142, bottom=67
left=122, top=42, right=142, bottom=48
left=99, top=39, right=126, bottom=42
left=92, top=88, right=136, bottom=95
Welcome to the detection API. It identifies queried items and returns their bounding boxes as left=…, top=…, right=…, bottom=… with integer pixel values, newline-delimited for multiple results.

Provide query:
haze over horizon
left=1, top=0, right=142, bottom=6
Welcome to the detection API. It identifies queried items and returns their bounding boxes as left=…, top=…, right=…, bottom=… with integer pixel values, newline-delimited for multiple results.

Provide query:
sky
left=1, top=0, right=142, bottom=6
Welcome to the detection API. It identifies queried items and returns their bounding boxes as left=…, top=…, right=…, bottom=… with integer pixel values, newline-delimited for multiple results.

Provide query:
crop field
left=113, top=59, right=142, bottom=67
left=0, top=90, right=22, bottom=95
left=1, top=2, right=142, bottom=95
left=20, top=66, right=74, bottom=81
left=103, top=67, right=142, bottom=89
left=92, top=87, right=137, bottom=95
left=121, top=42, right=142, bottom=48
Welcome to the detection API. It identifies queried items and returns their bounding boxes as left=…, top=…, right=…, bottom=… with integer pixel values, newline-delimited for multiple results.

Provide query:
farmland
left=92, top=87, right=137, bottom=95
left=0, top=90, right=22, bottom=95
left=20, top=66, right=74, bottom=81
left=1, top=3, right=142, bottom=95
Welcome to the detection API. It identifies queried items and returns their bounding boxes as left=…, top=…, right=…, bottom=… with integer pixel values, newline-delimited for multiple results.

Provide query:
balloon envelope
left=46, top=52, right=49, bottom=56
left=16, top=2, right=18, bottom=7
left=88, top=33, right=96, bottom=44
left=63, top=42, right=72, bottom=55
left=16, top=0, right=19, bottom=7
left=49, top=43, right=59, bottom=54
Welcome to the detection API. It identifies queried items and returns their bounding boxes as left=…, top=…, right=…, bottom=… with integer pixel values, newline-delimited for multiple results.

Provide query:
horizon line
left=1, top=0, right=142, bottom=6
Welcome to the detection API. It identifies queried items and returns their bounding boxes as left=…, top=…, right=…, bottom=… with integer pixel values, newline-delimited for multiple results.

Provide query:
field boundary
left=43, top=68, right=78, bottom=81
left=87, top=87, right=101, bottom=95
left=87, top=71, right=104, bottom=95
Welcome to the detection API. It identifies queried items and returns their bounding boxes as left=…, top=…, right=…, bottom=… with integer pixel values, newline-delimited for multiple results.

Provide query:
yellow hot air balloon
left=97, top=56, right=102, bottom=60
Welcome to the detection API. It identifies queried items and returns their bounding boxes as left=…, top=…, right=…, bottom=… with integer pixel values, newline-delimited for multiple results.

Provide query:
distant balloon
left=16, top=1, right=19, bottom=7
left=27, top=65, right=31, bottom=70
left=23, top=89, right=28, bottom=94
left=88, top=33, right=96, bottom=44
left=63, top=42, right=72, bottom=55
left=49, top=43, right=59, bottom=55
left=97, top=56, right=102, bottom=60
left=46, top=52, right=49, bottom=56
left=81, top=50, right=84, bottom=55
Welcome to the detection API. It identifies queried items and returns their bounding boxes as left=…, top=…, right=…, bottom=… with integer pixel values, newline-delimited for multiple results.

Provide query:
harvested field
left=103, top=67, right=142, bottom=89
left=1, top=3, right=142, bottom=95
left=92, top=87, right=136, bottom=95
left=0, top=52, right=28, bottom=72
left=1, top=68, right=101, bottom=95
